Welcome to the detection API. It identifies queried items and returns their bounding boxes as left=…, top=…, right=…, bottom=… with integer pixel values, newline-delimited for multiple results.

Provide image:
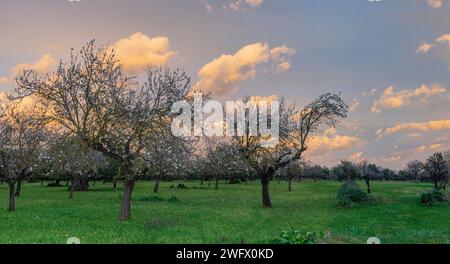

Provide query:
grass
left=0, top=180, right=448, bottom=244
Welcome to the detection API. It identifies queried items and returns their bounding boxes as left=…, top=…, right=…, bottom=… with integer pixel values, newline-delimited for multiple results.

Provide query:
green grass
left=0, top=180, right=448, bottom=244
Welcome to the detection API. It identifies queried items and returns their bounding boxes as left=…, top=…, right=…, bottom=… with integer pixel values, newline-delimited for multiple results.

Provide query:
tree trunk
left=120, top=179, right=135, bottom=221
left=365, top=178, right=371, bottom=194
left=72, top=179, right=89, bottom=191
left=261, top=173, right=272, bottom=208
left=69, top=181, right=75, bottom=199
left=215, top=174, right=220, bottom=190
left=8, top=182, right=16, bottom=211
left=153, top=177, right=160, bottom=193
left=15, top=179, right=22, bottom=197
left=288, top=177, right=293, bottom=192
left=113, top=180, right=117, bottom=189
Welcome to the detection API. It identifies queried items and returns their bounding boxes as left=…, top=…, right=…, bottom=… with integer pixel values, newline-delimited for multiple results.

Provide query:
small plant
left=420, top=189, right=447, bottom=206
left=177, top=184, right=189, bottom=189
left=136, top=195, right=164, bottom=202
left=337, top=181, right=370, bottom=207
left=272, top=229, right=317, bottom=244
left=168, top=196, right=180, bottom=203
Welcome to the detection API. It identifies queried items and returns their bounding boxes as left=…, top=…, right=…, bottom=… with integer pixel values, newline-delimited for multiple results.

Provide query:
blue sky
left=1, top=0, right=449, bottom=169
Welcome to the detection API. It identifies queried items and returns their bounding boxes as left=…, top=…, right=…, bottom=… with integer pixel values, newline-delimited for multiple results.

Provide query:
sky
left=0, top=0, right=449, bottom=169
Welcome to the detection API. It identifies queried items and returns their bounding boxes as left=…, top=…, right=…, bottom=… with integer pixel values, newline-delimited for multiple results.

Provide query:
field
left=0, top=180, right=449, bottom=244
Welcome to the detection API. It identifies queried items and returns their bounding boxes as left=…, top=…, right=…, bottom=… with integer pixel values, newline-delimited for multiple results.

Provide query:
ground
left=0, top=180, right=448, bottom=244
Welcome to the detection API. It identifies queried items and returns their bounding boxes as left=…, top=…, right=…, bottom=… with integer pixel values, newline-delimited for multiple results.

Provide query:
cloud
left=245, top=0, right=264, bottom=7
left=11, top=54, right=56, bottom=75
left=348, top=98, right=360, bottom=112
left=225, top=0, right=264, bottom=11
left=415, top=43, right=433, bottom=54
left=270, top=45, right=296, bottom=72
left=386, top=120, right=450, bottom=134
left=307, top=134, right=366, bottom=155
left=428, top=0, right=444, bottom=8
left=362, top=88, right=377, bottom=97
left=436, top=34, right=450, bottom=47
left=418, top=34, right=450, bottom=69
left=114, top=32, right=177, bottom=74
left=204, top=1, right=213, bottom=13
left=377, top=119, right=450, bottom=139
left=0, top=77, right=9, bottom=85
left=348, top=152, right=364, bottom=162
left=192, top=43, right=295, bottom=97
left=371, top=84, right=446, bottom=113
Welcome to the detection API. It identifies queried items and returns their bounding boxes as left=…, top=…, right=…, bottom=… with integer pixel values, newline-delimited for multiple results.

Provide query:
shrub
left=136, top=195, right=164, bottom=202
left=168, top=196, right=180, bottom=203
left=420, top=189, right=447, bottom=206
left=337, top=181, right=369, bottom=207
left=272, top=229, right=317, bottom=244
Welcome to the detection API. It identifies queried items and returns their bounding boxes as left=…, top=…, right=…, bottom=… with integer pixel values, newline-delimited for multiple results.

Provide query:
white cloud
left=436, top=34, right=450, bottom=47
left=307, top=134, right=366, bottom=155
left=270, top=45, right=296, bottom=72
left=428, top=0, right=444, bottom=9
left=348, top=152, right=364, bottom=162
left=377, top=119, right=450, bottom=139
left=0, top=77, right=9, bottom=85
left=415, top=43, right=433, bottom=54
left=362, top=88, right=377, bottom=97
left=348, top=98, right=360, bottom=112
left=11, top=54, right=56, bottom=75
left=192, top=43, right=295, bottom=97
left=224, top=0, right=264, bottom=12
left=371, top=84, right=446, bottom=113
left=114, top=32, right=177, bottom=74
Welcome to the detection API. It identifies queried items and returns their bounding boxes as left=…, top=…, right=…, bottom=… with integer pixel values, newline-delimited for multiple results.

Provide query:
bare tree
left=13, top=41, right=189, bottom=220
left=422, top=152, right=449, bottom=190
left=405, top=160, right=423, bottom=183
left=235, top=94, right=348, bottom=208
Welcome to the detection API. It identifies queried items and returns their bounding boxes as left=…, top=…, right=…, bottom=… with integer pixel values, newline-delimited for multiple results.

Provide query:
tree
left=357, top=159, right=371, bottom=193
left=337, top=161, right=360, bottom=182
left=14, top=41, right=189, bottom=220
left=207, top=141, right=243, bottom=190
left=405, top=160, right=423, bottom=183
left=143, top=134, right=193, bottom=193
left=422, top=152, right=449, bottom=190
left=47, top=137, right=105, bottom=198
left=235, top=94, right=348, bottom=208
left=0, top=98, right=47, bottom=211
left=284, top=160, right=303, bottom=191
